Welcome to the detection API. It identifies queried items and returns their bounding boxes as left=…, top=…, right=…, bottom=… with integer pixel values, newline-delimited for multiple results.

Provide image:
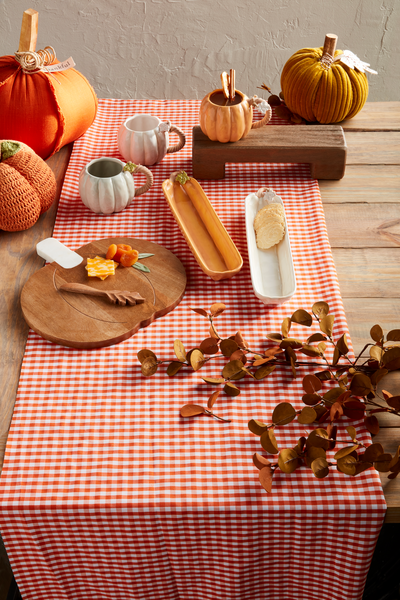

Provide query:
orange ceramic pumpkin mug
left=199, top=70, right=272, bottom=143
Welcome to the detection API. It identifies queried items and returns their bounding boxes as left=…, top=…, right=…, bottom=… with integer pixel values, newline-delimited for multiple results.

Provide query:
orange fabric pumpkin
left=0, top=140, right=56, bottom=231
left=0, top=55, right=98, bottom=159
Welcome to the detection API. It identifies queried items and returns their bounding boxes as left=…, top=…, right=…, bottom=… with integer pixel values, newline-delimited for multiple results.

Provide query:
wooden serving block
left=20, top=238, right=186, bottom=349
left=192, top=124, right=347, bottom=180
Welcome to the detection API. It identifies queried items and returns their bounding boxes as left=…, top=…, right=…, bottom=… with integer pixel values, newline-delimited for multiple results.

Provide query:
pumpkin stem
left=320, top=33, right=338, bottom=69
left=322, top=33, right=338, bottom=57
left=320, top=34, right=338, bottom=70
left=123, top=162, right=137, bottom=173
left=175, top=171, right=191, bottom=185
left=1, top=141, right=22, bottom=161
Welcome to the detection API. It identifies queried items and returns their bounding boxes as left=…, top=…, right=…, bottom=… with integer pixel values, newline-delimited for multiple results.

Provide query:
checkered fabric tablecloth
left=0, top=99, right=386, bottom=600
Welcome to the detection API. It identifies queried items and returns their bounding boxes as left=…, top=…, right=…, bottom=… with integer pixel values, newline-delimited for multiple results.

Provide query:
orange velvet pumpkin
left=0, top=140, right=56, bottom=231
left=0, top=54, right=98, bottom=159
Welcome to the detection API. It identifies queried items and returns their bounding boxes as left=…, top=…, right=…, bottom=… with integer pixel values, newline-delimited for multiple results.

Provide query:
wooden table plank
left=331, top=103, right=400, bottom=524
left=332, top=248, right=400, bottom=297
left=375, top=373, right=400, bottom=428
left=341, top=298, right=400, bottom=357
left=345, top=131, right=400, bottom=164
left=372, top=428, right=400, bottom=523
left=324, top=204, right=400, bottom=248
left=0, top=144, right=73, bottom=470
left=319, top=165, right=400, bottom=203
left=341, top=102, right=400, bottom=131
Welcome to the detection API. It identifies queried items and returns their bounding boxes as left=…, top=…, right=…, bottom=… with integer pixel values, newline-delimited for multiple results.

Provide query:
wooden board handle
left=18, top=9, right=38, bottom=52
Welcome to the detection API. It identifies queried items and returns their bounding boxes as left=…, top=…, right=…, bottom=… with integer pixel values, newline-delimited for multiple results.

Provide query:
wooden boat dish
left=162, top=172, right=243, bottom=281
left=245, top=188, right=296, bottom=304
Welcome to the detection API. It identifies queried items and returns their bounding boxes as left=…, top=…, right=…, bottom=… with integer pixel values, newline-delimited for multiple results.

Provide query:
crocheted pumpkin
left=0, top=140, right=56, bottom=231
left=280, top=34, right=369, bottom=123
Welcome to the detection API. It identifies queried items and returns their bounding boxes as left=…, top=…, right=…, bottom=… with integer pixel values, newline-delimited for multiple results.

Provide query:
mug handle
left=165, top=122, right=186, bottom=154
left=249, top=95, right=272, bottom=129
left=133, top=164, right=154, bottom=197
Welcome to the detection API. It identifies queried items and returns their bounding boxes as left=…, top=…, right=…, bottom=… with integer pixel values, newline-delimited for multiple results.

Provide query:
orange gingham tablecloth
left=0, top=99, right=386, bottom=600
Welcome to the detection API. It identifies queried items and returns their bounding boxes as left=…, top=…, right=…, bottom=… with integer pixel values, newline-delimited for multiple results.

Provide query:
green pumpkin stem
left=1, top=141, right=22, bottom=161
left=175, top=171, right=191, bottom=185
left=123, top=162, right=137, bottom=173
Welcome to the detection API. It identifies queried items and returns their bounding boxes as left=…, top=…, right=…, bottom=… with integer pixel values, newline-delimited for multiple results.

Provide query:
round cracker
left=254, top=202, right=286, bottom=250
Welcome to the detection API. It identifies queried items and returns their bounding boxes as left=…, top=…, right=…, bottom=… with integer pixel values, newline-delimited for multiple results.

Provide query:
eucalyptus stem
left=353, top=343, right=374, bottom=366
left=204, top=409, right=231, bottom=423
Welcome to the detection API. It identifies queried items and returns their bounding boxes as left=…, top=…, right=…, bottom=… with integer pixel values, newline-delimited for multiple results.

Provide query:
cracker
left=254, top=203, right=286, bottom=250
left=254, top=203, right=284, bottom=229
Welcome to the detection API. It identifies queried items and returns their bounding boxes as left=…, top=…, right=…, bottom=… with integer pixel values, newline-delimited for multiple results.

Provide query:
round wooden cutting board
left=21, top=238, right=187, bottom=349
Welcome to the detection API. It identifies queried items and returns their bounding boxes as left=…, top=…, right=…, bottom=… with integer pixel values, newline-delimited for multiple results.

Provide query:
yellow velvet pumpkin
left=280, top=34, right=369, bottom=123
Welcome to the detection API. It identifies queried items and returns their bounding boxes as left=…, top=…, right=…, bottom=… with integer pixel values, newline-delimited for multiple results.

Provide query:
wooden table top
left=1, top=101, right=399, bottom=521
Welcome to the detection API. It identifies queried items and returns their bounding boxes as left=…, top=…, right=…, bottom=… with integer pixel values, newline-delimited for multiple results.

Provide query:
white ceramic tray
left=245, top=188, right=296, bottom=304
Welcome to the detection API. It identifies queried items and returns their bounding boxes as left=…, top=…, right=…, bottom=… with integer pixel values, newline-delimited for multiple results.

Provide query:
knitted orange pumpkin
left=0, top=10, right=97, bottom=159
left=0, top=140, right=56, bottom=231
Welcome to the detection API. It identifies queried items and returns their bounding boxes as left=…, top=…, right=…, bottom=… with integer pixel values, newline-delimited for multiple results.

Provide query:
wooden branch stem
left=18, top=8, right=38, bottom=52
left=322, top=33, right=338, bottom=58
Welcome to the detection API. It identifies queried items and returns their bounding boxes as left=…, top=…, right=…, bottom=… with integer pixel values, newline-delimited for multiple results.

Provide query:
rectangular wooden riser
left=192, top=125, right=347, bottom=180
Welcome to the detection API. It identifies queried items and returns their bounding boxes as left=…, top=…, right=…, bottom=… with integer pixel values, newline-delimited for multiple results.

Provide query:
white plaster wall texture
left=1, top=0, right=399, bottom=102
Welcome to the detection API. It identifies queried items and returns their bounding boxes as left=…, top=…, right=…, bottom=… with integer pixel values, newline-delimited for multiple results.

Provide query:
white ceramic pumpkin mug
left=117, top=114, right=186, bottom=166
left=79, top=157, right=153, bottom=215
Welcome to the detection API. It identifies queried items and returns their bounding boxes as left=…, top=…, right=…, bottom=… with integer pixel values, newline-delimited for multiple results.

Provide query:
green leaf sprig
left=133, top=253, right=154, bottom=273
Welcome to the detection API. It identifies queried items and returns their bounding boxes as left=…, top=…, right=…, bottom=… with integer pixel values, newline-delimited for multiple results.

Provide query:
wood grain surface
left=341, top=299, right=400, bottom=357
left=341, top=102, right=400, bottom=131
left=319, top=165, right=400, bottom=203
left=345, top=131, right=400, bottom=164
left=332, top=248, right=400, bottom=297
left=324, top=204, right=400, bottom=247
left=1, top=103, right=400, bottom=524
left=319, top=102, right=400, bottom=522
left=0, top=142, right=73, bottom=470
left=192, top=124, right=347, bottom=180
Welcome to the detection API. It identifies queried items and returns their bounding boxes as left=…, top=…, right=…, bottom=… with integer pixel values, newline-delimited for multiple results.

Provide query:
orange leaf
left=253, top=453, right=271, bottom=470
left=210, top=303, right=226, bottom=318
left=191, top=307, right=208, bottom=317
left=180, top=404, right=205, bottom=417
left=364, top=415, right=379, bottom=436
left=207, top=390, right=221, bottom=409
left=259, top=465, right=273, bottom=493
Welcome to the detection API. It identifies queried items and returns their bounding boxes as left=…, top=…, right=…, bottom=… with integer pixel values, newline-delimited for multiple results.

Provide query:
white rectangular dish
left=245, top=188, right=296, bottom=304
